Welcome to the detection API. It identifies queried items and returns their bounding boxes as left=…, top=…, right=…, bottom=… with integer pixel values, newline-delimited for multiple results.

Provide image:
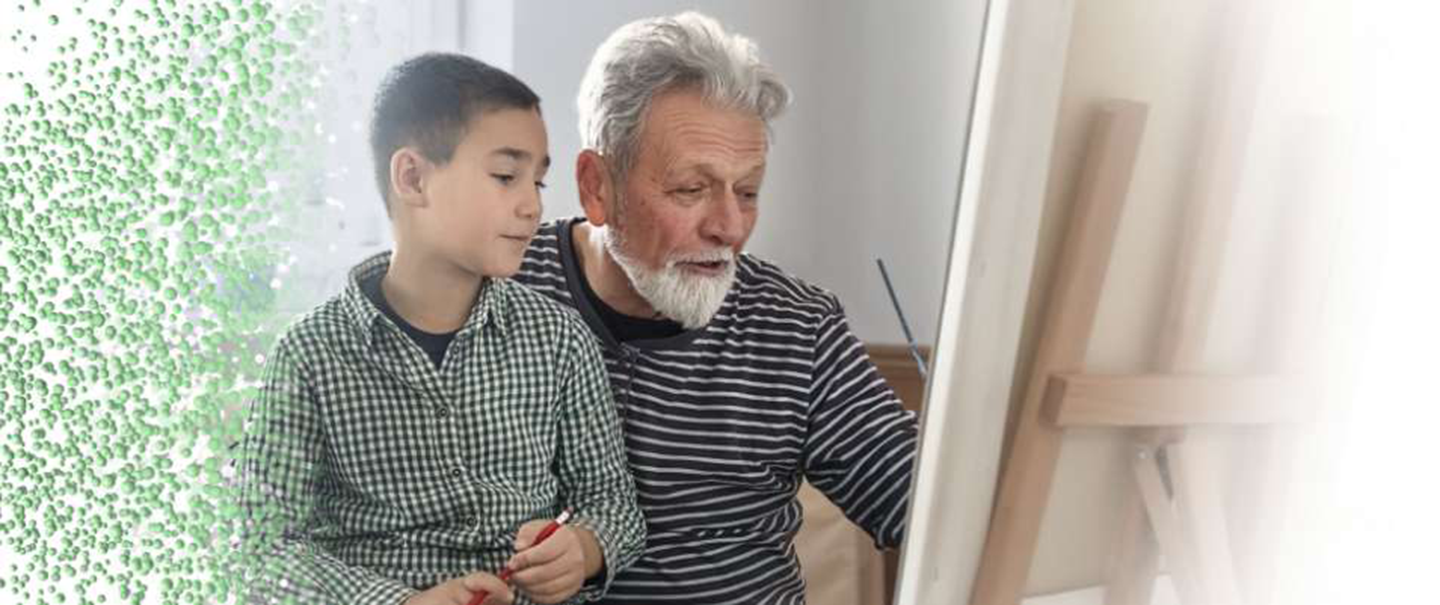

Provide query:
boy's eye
left=491, top=174, right=516, bottom=185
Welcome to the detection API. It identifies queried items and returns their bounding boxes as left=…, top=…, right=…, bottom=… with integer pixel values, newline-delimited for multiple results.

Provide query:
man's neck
left=381, top=247, right=484, bottom=334
left=573, top=221, right=664, bottom=320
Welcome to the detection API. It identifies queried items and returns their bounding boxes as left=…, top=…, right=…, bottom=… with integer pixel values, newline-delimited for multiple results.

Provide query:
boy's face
left=412, top=107, right=549, bottom=278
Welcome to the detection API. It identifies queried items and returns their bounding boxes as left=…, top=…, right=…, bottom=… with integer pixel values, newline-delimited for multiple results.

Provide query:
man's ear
left=389, top=147, right=430, bottom=210
left=576, top=150, right=614, bottom=227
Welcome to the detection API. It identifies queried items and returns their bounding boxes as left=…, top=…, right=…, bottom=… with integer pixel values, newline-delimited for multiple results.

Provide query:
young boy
left=239, top=54, right=644, bottom=605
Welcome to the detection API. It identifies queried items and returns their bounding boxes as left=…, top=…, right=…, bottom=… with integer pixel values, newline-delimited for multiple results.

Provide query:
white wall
left=807, top=0, right=986, bottom=347
left=512, top=0, right=987, bottom=346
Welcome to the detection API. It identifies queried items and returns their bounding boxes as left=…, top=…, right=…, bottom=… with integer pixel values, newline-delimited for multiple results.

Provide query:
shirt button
left=435, top=405, right=450, bottom=418
left=461, top=515, right=477, bottom=527
left=449, top=466, right=465, bottom=479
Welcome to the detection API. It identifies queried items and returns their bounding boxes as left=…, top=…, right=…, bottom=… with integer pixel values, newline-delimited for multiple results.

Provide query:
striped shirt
left=512, top=219, right=919, bottom=604
left=238, top=251, right=645, bottom=604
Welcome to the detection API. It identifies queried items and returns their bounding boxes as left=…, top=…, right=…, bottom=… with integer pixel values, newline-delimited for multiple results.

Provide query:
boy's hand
left=507, top=521, right=603, bottom=604
left=403, top=572, right=513, bottom=605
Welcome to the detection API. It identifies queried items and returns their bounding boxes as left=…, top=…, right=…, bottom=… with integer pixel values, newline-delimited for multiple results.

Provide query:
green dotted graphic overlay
left=1, top=1, right=326, bottom=602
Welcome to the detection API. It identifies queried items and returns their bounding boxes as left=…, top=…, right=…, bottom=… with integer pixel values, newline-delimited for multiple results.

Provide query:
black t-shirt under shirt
left=359, top=272, right=457, bottom=369
left=568, top=237, right=685, bottom=342
left=360, top=239, right=681, bottom=365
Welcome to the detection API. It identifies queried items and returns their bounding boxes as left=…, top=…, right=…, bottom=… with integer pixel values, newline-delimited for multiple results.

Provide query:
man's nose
left=700, top=190, right=745, bottom=246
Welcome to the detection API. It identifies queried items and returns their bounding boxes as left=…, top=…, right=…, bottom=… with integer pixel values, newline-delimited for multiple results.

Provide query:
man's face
left=603, top=89, right=768, bottom=327
left=417, top=107, right=549, bottom=278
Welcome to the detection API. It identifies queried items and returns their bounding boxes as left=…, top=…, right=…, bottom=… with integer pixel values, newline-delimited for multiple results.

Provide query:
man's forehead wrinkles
left=661, top=122, right=766, bottom=148
left=653, top=131, right=768, bottom=169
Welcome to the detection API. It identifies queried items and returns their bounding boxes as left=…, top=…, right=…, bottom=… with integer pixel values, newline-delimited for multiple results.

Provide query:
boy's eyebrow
left=491, top=147, right=552, bottom=169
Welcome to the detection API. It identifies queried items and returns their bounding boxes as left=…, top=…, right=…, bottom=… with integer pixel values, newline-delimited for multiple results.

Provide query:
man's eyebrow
left=490, top=147, right=551, bottom=168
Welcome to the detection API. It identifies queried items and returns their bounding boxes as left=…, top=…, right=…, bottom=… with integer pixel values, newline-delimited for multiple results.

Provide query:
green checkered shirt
left=238, top=251, right=644, bottom=604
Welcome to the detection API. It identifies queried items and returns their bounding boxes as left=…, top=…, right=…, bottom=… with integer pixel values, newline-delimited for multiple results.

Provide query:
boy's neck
left=381, top=247, right=486, bottom=334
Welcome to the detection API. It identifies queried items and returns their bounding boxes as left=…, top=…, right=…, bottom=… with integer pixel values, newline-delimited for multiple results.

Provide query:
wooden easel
left=1044, top=374, right=1309, bottom=605
left=969, top=96, right=1312, bottom=605
left=970, top=98, right=1150, bottom=605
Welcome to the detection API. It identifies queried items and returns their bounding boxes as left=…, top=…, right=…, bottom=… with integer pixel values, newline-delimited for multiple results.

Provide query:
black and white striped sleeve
left=802, top=299, right=920, bottom=549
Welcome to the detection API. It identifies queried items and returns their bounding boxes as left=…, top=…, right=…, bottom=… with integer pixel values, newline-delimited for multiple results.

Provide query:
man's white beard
left=599, top=225, right=736, bottom=330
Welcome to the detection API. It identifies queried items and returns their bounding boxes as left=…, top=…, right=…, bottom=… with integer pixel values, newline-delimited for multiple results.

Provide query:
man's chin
left=644, top=276, right=733, bottom=329
left=673, top=271, right=734, bottom=293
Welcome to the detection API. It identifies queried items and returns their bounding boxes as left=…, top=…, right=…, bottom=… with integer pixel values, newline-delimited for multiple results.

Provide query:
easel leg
left=1132, top=445, right=1208, bottom=605
left=1105, top=429, right=1180, bottom=605
left=1170, top=438, right=1244, bottom=605
left=1104, top=489, right=1160, bottom=605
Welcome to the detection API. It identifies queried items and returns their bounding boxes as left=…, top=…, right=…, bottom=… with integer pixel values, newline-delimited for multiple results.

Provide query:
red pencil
left=465, top=508, right=574, bottom=605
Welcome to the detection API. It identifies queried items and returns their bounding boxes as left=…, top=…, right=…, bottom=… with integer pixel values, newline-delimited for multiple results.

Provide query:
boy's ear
left=576, top=150, right=613, bottom=227
left=389, top=147, right=430, bottom=209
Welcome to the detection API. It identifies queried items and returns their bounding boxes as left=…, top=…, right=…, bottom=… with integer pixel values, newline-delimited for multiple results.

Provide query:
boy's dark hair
left=369, top=53, right=541, bottom=214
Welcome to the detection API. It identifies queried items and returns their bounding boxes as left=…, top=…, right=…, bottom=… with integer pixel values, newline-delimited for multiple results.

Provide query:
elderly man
left=513, top=12, right=918, bottom=604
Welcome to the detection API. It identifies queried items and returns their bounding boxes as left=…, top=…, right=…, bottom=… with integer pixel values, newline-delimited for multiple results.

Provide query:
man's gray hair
left=577, top=12, right=792, bottom=184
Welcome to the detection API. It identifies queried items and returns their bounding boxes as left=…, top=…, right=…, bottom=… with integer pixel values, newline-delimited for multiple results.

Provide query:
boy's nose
left=517, top=184, right=542, bottom=220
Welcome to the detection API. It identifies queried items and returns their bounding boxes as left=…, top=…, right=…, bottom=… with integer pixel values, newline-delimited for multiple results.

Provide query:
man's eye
left=535, top=181, right=547, bottom=190
left=491, top=174, right=516, bottom=185
left=675, top=185, right=705, bottom=195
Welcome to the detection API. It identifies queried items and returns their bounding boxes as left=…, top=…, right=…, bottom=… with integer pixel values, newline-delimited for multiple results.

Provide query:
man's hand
left=403, top=572, right=513, bottom=605
left=507, top=521, right=604, bottom=604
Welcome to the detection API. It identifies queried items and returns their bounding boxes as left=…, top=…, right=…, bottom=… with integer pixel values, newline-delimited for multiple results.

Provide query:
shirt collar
left=341, top=250, right=511, bottom=348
